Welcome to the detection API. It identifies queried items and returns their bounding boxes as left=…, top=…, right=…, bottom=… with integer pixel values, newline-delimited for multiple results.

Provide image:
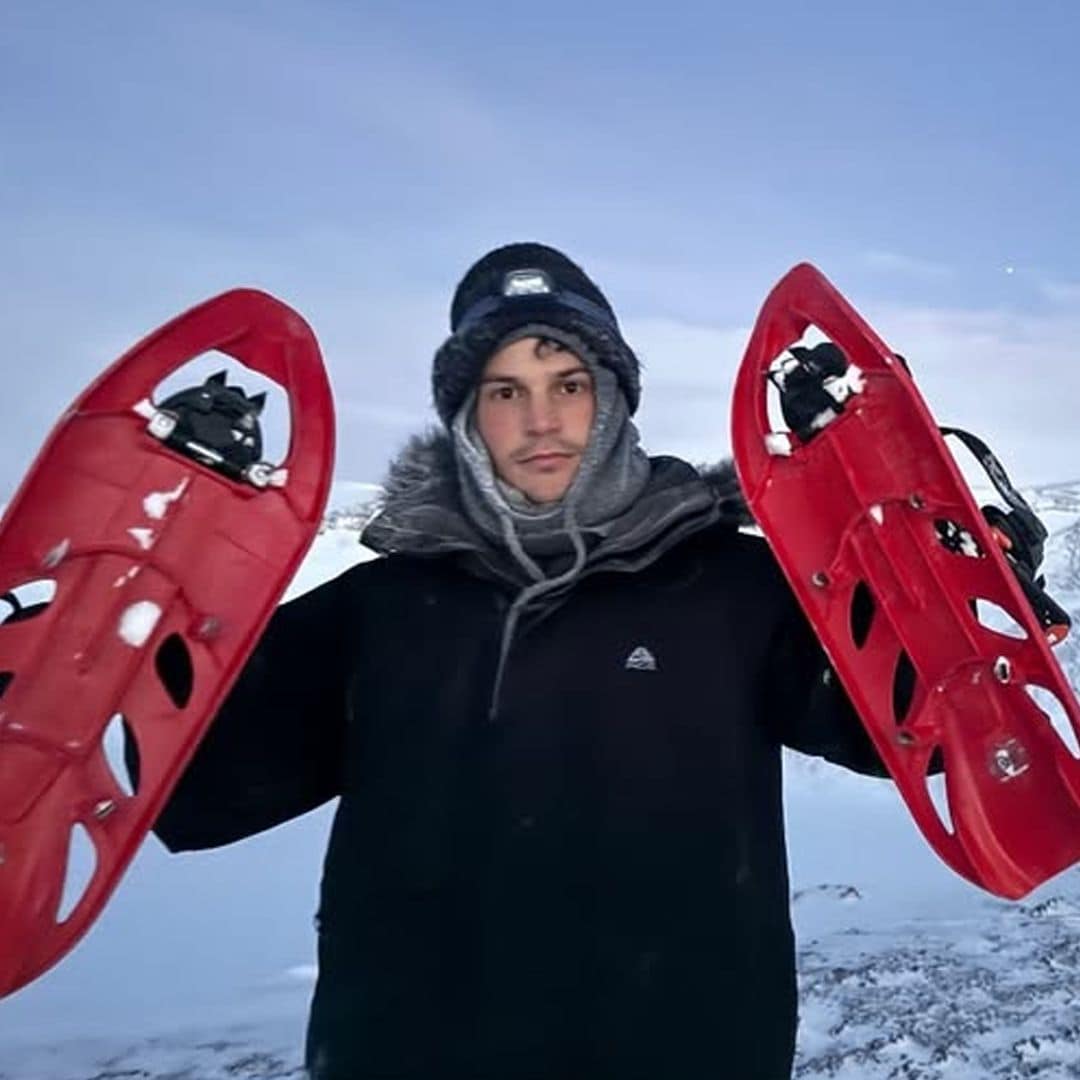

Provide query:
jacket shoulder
left=678, top=520, right=786, bottom=582
left=329, top=548, right=491, bottom=608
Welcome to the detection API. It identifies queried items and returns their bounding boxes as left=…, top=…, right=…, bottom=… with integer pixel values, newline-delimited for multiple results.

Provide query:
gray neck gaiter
left=452, top=356, right=654, bottom=717
left=451, top=361, right=651, bottom=572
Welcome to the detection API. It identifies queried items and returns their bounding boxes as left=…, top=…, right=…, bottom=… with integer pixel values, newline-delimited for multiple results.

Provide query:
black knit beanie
left=432, top=243, right=641, bottom=426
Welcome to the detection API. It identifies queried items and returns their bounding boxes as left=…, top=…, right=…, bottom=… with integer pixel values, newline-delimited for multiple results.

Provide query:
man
left=153, top=243, right=885, bottom=1079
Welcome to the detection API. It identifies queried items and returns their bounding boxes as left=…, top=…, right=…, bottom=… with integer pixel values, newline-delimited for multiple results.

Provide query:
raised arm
left=138, top=568, right=355, bottom=852
left=762, top=574, right=890, bottom=778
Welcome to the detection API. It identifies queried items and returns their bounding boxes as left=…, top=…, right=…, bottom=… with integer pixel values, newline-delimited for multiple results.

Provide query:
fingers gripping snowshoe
left=0, top=290, right=333, bottom=996
left=732, top=264, right=1080, bottom=899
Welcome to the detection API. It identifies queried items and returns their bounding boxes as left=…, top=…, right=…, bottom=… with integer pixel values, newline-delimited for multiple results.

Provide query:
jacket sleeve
left=763, top=582, right=891, bottom=778
left=142, top=569, right=353, bottom=852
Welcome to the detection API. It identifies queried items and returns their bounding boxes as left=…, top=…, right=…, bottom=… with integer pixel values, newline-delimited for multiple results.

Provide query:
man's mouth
left=520, top=451, right=574, bottom=465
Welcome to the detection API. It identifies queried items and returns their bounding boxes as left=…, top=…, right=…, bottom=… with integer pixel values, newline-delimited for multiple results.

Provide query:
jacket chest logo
left=624, top=645, right=658, bottom=672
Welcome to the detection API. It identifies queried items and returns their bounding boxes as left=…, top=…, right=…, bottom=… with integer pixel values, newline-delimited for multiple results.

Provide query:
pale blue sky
left=4, top=1, right=1080, bottom=490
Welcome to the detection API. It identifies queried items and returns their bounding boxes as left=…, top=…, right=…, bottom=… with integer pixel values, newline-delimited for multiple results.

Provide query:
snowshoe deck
left=0, top=290, right=333, bottom=995
left=732, top=263, right=1080, bottom=899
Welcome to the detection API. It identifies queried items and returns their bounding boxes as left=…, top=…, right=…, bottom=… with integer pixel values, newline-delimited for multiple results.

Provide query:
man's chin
left=507, top=474, right=575, bottom=506
left=504, top=461, right=580, bottom=506
left=518, top=484, right=570, bottom=506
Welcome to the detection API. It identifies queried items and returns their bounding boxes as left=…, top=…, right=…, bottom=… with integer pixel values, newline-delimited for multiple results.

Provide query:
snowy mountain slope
left=3, top=481, right=1080, bottom=1078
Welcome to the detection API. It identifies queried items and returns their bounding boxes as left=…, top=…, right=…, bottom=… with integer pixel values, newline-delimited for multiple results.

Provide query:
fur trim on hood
left=363, top=429, right=753, bottom=557
left=697, top=459, right=754, bottom=529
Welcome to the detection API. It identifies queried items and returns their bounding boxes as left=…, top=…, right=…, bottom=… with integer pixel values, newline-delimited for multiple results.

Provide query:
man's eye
left=561, top=379, right=591, bottom=395
left=489, top=386, right=517, bottom=401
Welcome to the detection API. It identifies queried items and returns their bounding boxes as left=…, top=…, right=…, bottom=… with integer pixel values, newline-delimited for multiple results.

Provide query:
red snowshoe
left=732, top=263, right=1080, bottom=899
left=0, top=290, right=334, bottom=995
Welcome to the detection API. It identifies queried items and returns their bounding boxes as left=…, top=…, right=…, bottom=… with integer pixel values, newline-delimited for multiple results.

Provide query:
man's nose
left=524, top=394, right=560, bottom=435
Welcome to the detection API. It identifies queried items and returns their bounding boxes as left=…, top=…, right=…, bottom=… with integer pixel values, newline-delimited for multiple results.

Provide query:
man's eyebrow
left=479, top=366, right=591, bottom=384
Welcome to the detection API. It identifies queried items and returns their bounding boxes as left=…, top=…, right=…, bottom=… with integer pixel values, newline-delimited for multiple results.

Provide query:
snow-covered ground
left=3, top=480, right=1080, bottom=1079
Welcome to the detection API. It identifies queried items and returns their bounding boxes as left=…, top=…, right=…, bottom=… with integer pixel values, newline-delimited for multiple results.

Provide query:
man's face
left=474, top=336, right=596, bottom=504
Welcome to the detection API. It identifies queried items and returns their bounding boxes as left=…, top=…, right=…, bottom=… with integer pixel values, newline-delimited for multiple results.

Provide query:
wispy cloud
left=861, top=251, right=955, bottom=280
left=337, top=400, right=432, bottom=430
left=211, top=12, right=510, bottom=167
left=621, top=316, right=751, bottom=462
left=1038, top=278, right=1080, bottom=307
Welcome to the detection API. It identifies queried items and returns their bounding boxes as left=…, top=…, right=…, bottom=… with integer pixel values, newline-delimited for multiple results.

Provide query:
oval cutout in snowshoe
left=154, top=633, right=194, bottom=709
left=972, top=598, right=1028, bottom=641
left=102, top=714, right=138, bottom=798
left=849, top=580, right=875, bottom=649
left=893, top=650, right=917, bottom=725
left=1025, top=685, right=1080, bottom=759
left=56, top=824, right=96, bottom=925
left=924, top=753, right=954, bottom=834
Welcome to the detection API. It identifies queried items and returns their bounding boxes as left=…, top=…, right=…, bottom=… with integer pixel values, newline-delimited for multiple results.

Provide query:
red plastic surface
left=732, top=264, right=1080, bottom=899
left=0, top=290, right=334, bottom=995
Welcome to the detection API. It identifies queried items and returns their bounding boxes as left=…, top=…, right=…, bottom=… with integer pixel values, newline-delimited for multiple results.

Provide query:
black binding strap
left=942, top=426, right=1070, bottom=640
left=939, top=426, right=1047, bottom=571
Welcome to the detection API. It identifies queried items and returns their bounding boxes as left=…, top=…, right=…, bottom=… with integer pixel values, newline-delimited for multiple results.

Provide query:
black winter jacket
left=153, top=507, right=885, bottom=1080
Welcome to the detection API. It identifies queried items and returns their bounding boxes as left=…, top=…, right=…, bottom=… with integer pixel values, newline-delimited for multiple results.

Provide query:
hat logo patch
left=624, top=645, right=658, bottom=672
left=503, top=268, right=554, bottom=297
